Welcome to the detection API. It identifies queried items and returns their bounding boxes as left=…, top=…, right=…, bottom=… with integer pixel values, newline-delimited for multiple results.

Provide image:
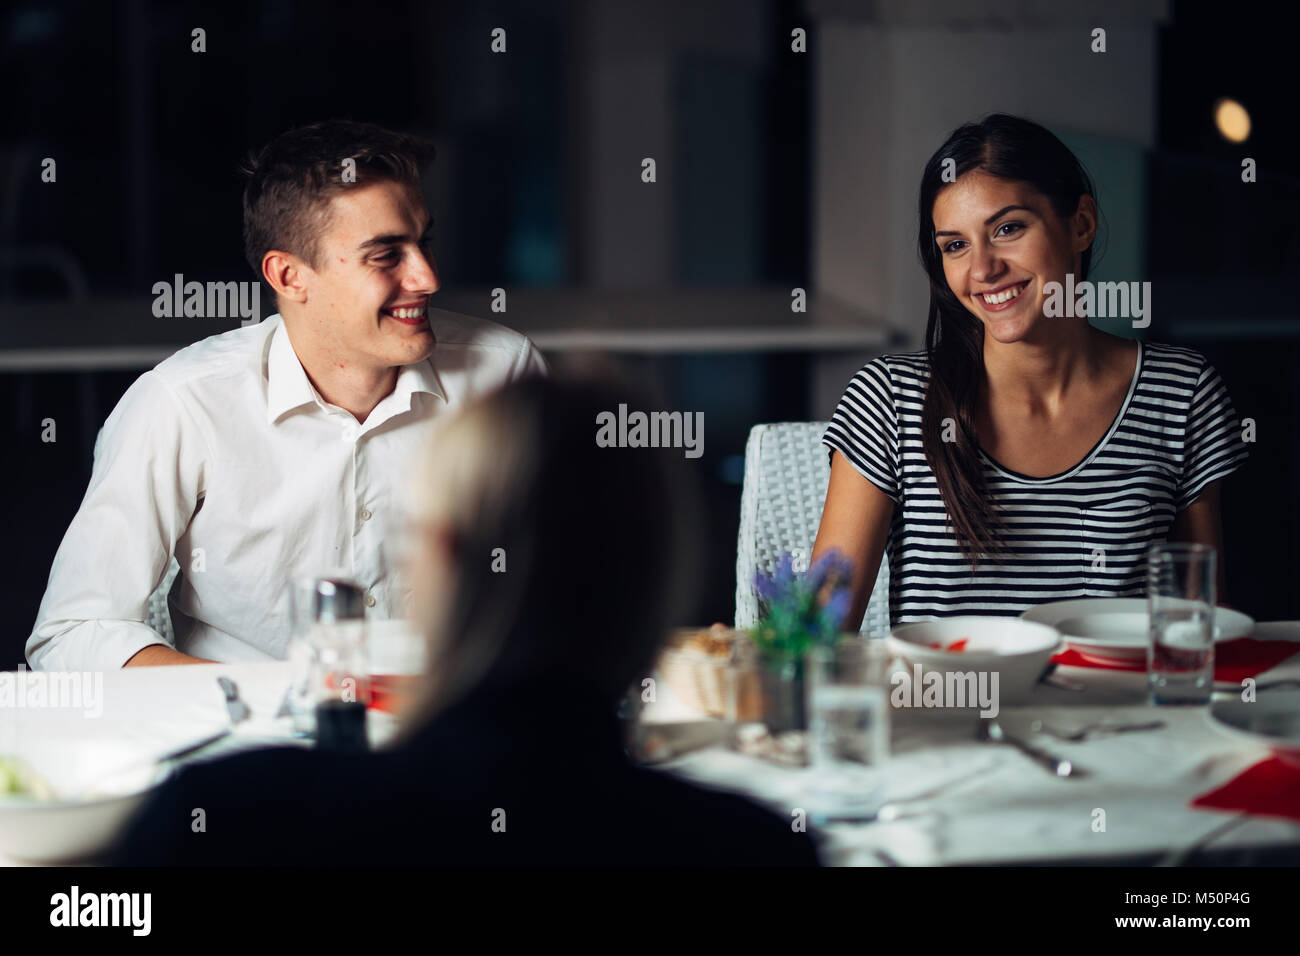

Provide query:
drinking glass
left=804, top=637, right=891, bottom=821
left=1147, top=543, right=1216, bottom=706
left=285, top=576, right=320, bottom=737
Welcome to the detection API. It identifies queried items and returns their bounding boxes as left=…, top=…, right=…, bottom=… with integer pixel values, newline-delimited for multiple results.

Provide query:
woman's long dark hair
left=917, top=113, right=1100, bottom=567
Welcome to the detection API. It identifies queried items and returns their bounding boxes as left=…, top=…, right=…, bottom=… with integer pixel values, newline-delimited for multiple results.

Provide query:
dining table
left=2, top=622, right=1299, bottom=867
left=642, top=621, right=1300, bottom=866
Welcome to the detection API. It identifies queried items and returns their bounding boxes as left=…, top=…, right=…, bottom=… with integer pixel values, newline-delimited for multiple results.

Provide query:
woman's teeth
left=387, top=306, right=426, bottom=319
left=981, top=282, right=1027, bottom=305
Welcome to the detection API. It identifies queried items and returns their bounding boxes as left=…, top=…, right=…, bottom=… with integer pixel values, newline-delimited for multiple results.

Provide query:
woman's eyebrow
left=934, top=204, right=1034, bottom=238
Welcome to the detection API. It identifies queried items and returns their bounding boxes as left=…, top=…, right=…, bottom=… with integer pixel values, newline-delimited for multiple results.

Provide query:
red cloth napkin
left=321, top=673, right=423, bottom=714
left=368, top=674, right=422, bottom=714
left=1053, top=637, right=1300, bottom=682
left=1192, top=756, right=1300, bottom=823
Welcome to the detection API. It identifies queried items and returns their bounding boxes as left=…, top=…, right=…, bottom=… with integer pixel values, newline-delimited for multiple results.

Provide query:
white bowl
left=0, top=741, right=171, bottom=863
left=887, top=617, right=1064, bottom=707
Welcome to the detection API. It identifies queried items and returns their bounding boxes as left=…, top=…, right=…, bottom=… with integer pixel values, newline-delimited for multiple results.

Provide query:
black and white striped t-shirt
left=822, top=342, right=1249, bottom=625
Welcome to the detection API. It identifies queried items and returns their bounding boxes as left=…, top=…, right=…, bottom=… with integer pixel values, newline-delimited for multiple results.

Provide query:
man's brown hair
left=240, top=119, right=436, bottom=290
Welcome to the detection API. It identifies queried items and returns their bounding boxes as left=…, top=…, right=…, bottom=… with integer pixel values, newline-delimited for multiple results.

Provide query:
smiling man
left=27, top=120, right=546, bottom=670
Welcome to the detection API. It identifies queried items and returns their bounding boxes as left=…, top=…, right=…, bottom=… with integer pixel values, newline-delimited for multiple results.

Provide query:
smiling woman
left=813, top=114, right=1250, bottom=628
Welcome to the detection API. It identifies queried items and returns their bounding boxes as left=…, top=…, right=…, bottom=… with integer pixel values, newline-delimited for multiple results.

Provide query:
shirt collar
left=264, top=314, right=447, bottom=425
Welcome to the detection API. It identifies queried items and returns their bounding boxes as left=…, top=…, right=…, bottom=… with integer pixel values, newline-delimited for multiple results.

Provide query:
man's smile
left=383, top=300, right=429, bottom=326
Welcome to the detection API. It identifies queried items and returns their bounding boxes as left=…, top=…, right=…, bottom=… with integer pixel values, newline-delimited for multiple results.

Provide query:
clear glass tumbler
left=1147, top=543, right=1217, bottom=706
left=804, top=637, right=891, bottom=821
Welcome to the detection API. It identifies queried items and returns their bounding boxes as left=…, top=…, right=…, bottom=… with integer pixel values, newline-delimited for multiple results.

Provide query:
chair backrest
left=734, top=422, right=891, bottom=636
left=145, top=557, right=181, bottom=643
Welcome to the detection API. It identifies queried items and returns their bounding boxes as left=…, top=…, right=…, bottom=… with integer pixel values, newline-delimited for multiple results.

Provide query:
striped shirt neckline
left=979, top=340, right=1145, bottom=485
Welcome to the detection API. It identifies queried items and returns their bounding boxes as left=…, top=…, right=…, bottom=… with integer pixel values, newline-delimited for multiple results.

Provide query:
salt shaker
left=305, top=576, right=371, bottom=752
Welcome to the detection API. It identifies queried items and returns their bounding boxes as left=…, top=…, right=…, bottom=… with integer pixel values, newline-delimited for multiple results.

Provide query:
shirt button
left=360, top=508, right=372, bottom=521
left=364, top=592, right=376, bottom=608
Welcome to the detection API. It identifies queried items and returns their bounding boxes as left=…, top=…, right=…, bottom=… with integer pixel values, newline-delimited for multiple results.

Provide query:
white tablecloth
left=3, top=624, right=1299, bottom=866
left=643, top=622, right=1300, bottom=865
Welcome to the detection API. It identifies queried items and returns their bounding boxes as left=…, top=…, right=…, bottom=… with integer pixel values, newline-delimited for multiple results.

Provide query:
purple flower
left=809, top=547, right=853, bottom=590
left=823, top=588, right=851, bottom=631
left=774, top=552, right=795, bottom=592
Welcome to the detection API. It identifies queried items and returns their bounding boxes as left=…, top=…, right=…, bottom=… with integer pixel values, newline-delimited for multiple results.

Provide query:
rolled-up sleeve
left=27, top=372, right=207, bottom=671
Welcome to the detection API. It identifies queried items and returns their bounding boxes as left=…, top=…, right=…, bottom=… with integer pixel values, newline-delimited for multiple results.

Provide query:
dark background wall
left=1, top=0, right=1296, bottom=668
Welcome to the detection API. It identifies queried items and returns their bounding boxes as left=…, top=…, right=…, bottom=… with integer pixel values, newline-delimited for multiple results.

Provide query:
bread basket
left=657, top=626, right=762, bottom=720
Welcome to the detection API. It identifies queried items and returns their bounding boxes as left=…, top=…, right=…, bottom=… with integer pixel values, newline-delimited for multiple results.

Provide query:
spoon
left=978, top=719, right=1084, bottom=778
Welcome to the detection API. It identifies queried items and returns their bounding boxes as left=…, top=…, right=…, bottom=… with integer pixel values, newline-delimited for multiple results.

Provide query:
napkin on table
left=1191, top=756, right=1300, bottom=823
left=1053, top=637, right=1300, bottom=682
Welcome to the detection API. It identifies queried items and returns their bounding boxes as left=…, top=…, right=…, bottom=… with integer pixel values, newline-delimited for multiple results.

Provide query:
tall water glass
left=1147, top=543, right=1216, bottom=706
left=805, top=637, right=890, bottom=821
left=286, top=576, right=320, bottom=737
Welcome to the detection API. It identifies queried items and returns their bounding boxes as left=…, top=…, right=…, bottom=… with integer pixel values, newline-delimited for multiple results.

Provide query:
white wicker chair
left=735, top=422, right=891, bottom=636
left=146, top=557, right=182, bottom=643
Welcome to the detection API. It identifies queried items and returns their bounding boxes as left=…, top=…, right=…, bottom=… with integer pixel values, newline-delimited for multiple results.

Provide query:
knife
left=217, top=676, right=252, bottom=724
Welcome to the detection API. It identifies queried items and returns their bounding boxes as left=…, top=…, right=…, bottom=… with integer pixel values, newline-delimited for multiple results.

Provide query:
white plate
left=1020, top=598, right=1255, bottom=664
left=1208, top=690, right=1300, bottom=767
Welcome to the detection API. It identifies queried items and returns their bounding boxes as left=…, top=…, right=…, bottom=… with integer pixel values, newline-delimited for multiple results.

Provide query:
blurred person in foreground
left=108, top=372, right=820, bottom=866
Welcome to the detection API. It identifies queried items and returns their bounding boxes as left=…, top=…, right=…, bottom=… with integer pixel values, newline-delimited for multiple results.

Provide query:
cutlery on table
left=156, top=677, right=252, bottom=761
left=871, top=759, right=999, bottom=823
left=1028, top=719, right=1165, bottom=743
left=274, top=685, right=294, bottom=719
left=217, top=676, right=252, bottom=725
left=978, top=719, right=1084, bottom=778
left=1036, top=661, right=1084, bottom=692
left=76, top=678, right=252, bottom=798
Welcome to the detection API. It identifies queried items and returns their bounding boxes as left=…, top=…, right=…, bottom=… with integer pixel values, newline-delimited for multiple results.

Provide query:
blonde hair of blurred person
left=398, top=372, right=702, bottom=734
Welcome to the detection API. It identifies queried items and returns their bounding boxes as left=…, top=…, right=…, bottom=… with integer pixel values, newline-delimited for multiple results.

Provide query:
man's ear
left=262, top=250, right=309, bottom=304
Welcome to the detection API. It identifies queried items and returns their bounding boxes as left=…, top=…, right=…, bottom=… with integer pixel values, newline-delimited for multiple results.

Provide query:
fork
left=979, top=719, right=1084, bottom=777
left=1029, top=719, right=1166, bottom=742
left=75, top=678, right=252, bottom=798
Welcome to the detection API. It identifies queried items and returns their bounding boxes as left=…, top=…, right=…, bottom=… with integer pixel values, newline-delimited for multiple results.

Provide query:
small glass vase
left=758, top=656, right=807, bottom=734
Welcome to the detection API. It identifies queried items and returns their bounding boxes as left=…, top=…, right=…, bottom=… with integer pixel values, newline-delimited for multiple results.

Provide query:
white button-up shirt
left=27, top=311, right=546, bottom=671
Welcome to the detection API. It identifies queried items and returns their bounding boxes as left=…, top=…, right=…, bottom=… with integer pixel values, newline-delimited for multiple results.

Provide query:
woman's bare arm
left=1168, top=479, right=1230, bottom=606
left=812, top=451, right=896, bottom=630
